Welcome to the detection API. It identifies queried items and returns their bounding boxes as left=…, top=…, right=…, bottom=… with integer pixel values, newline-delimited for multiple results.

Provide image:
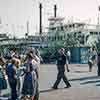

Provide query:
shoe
left=65, top=85, right=71, bottom=88
left=67, top=69, right=70, bottom=72
left=51, top=86, right=58, bottom=89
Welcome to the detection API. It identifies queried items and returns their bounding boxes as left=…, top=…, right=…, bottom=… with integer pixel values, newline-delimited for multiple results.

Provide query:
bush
left=40, top=47, right=57, bottom=64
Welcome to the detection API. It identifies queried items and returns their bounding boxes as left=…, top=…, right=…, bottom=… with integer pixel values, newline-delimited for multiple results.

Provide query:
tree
left=64, top=33, right=79, bottom=47
left=95, top=38, right=100, bottom=53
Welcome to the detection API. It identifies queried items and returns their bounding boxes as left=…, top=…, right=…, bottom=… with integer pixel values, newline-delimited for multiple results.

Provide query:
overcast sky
left=0, top=0, right=99, bottom=37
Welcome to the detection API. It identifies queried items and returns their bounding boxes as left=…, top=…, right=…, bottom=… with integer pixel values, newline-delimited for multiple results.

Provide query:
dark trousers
left=98, top=62, right=100, bottom=76
left=8, top=79, right=18, bottom=100
left=53, top=70, right=70, bottom=88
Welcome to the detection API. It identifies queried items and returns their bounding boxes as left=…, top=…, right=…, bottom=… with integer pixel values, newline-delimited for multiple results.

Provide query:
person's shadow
left=40, top=76, right=100, bottom=93
left=40, top=88, right=57, bottom=93
left=40, top=87, right=70, bottom=93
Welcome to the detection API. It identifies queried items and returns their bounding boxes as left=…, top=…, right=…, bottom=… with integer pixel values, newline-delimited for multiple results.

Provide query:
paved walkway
left=1, top=64, right=100, bottom=100
left=39, top=64, right=100, bottom=100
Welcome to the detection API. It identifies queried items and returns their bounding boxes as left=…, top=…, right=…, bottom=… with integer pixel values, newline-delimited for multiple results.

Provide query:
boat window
left=60, top=36, right=63, bottom=40
left=90, top=32, right=93, bottom=35
left=94, top=32, right=98, bottom=35
left=61, top=26, right=64, bottom=31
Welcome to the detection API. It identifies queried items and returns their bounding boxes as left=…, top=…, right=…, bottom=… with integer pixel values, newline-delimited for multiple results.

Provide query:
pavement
left=39, top=64, right=100, bottom=100
left=1, top=64, right=100, bottom=100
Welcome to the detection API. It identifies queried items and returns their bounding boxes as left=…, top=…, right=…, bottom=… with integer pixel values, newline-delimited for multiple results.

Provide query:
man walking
left=52, top=48, right=71, bottom=89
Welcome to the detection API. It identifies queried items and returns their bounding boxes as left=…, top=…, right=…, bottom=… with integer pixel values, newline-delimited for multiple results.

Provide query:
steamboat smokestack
left=54, top=5, right=57, bottom=18
left=39, top=3, right=42, bottom=35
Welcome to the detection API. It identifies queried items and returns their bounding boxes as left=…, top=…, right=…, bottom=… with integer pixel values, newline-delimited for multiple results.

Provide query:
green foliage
left=64, top=33, right=79, bottom=47
left=54, top=40, right=65, bottom=49
left=40, top=47, right=58, bottom=63
left=40, top=32, right=80, bottom=63
left=95, top=38, right=100, bottom=53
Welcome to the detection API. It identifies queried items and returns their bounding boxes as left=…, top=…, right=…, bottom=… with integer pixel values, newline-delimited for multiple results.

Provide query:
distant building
left=0, top=17, right=100, bottom=50
left=47, top=17, right=100, bottom=47
left=0, top=33, right=9, bottom=40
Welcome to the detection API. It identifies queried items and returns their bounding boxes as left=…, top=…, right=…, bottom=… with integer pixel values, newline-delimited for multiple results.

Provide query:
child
left=6, top=59, right=18, bottom=100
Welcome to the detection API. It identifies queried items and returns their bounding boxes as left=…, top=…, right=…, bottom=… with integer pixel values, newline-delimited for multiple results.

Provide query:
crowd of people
left=0, top=48, right=40, bottom=100
left=0, top=47, right=100, bottom=100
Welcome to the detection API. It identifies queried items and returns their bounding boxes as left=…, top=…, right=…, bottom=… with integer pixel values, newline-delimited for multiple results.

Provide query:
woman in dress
left=22, top=52, right=38, bottom=100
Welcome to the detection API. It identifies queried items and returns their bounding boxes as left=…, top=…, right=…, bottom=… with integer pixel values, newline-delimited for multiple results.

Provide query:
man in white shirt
left=66, top=49, right=71, bottom=72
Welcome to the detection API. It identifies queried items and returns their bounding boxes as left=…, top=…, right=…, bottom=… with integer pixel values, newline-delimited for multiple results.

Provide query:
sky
left=0, top=0, right=99, bottom=37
